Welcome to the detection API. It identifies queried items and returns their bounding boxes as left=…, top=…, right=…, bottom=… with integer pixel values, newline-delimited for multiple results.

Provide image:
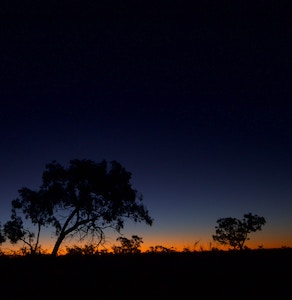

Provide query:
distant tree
left=4, top=159, right=153, bottom=256
left=147, top=245, right=175, bottom=253
left=112, top=235, right=143, bottom=254
left=65, top=244, right=97, bottom=256
left=212, top=213, right=266, bottom=250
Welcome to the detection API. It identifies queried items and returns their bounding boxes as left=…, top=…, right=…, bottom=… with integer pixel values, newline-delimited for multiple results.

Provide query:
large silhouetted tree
left=212, top=213, right=266, bottom=250
left=4, top=159, right=153, bottom=256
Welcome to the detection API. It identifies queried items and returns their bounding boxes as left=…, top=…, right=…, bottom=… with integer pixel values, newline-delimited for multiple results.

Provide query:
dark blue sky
left=1, top=1, right=291, bottom=251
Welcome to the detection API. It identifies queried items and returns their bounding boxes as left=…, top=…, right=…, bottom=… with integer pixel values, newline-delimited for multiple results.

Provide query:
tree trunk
left=51, top=233, right=65, bottom=256
left=51, top=208, right=79, bottom=256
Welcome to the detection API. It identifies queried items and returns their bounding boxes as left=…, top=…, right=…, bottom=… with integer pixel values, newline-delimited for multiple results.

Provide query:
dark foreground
left=1, top=248, right=291, bottom=300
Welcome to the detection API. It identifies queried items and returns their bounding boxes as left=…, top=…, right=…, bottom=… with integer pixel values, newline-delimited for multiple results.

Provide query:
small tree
left=4, top=159, right=153, bottom=256
left=112, top=235, right=143, bottom=254
left=146, top=245, right=174, bottom=253
left=4, top=195, right=47, bottom=255
left=65, top=244, right=97, bottom=256
left=212, top=212, right=266, bottom=250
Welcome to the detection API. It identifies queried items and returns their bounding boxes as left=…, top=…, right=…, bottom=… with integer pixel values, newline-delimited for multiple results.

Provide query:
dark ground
left=0, top=248, right=291, bottom=300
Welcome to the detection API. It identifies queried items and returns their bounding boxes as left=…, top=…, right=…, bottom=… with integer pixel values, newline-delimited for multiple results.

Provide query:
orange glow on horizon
left=2, top=236, right=291, bottom=256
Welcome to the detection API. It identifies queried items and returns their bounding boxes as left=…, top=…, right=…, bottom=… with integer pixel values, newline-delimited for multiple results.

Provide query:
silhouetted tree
left=147, top=245, right=175, bottom=253
left=65, top=244, right=97, bottom=256
left=112, top=235, right=143, bottom=254
left=4, top=159, right=153, bottom=256
left=4, top=188, right=50, bottom=255
left=212, top=213, right=266, bottom=250
left=4, top=214, right=41, bottom=254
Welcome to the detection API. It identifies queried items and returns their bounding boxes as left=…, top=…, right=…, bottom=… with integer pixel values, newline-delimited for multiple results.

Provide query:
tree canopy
left=212, top=213, right=266, bottom=250
left=112, top=235, right=143, bottom=254
left=4, top=159, right=153, bottom=256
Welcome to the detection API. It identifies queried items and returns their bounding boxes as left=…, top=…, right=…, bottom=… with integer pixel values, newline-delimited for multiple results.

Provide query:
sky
left=0, top=1, right=291, bottom=252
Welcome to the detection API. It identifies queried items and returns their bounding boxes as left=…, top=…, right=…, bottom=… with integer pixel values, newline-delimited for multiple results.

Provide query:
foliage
left=65, top=244, right=98, bottom=256
left=4, top=159, right=153, bottom=256
left=112, top=235, right=143, bottom=254
left=146, top=245, right=175, bottom=253
left=212, top=212, right=266, bottom=250
left=4, top=209, right=43, bottom=254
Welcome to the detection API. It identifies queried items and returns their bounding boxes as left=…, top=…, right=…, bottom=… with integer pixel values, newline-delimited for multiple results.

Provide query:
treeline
left=0, top=159, right=270, bottom=256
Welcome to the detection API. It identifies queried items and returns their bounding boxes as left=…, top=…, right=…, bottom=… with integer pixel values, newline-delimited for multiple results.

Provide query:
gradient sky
left=0, top=2, right=291, bottom=252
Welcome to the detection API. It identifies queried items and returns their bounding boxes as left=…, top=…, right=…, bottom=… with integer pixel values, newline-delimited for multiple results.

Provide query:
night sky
left=1, top=1, right=291, bottom=252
